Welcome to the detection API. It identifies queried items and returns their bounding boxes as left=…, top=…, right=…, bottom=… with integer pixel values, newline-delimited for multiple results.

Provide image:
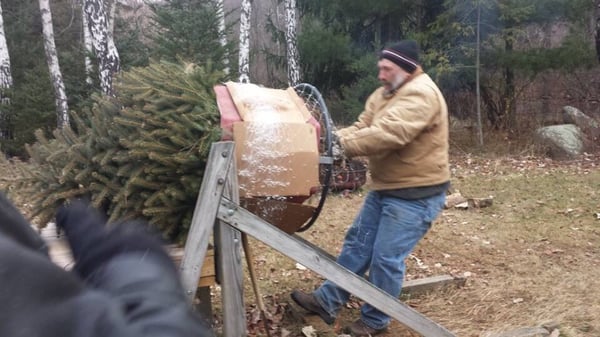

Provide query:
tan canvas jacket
left=337, top=70, right=450, bottom=190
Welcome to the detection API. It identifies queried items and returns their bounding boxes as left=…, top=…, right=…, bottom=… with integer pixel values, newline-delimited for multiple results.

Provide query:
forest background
left=0, top=0, right=599, bottom=158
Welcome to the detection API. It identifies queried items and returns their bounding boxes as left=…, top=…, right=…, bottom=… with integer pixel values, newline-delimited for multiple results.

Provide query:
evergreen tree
left=4, top=61, right=224, bottom=242
left=295, top=0, right=597, bottom=130
left=1, top=0, right=92, bottom=156
left=428, top=0, right=597, bottom=129
left=114, top=11, right=150, bottom=70
left=295, top=0, right=421, bottom=123
left=1, top=0, right=54, bottom=156
left=149, top=0, right=234, bottom=74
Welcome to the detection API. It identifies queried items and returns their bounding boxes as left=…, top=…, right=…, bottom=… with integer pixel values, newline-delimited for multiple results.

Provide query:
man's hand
left=331, top=132, right=346, bottom=162
left=0, top=193, right=48, bottom=255
left=56, top=201, right=170, bottom=280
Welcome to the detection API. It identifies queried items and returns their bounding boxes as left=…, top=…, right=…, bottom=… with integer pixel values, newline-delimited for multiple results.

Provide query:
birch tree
left=239, top=0, right=252, bottom=83
left=216, top=0, right=229, bottom=75
left=0, top=3, right=11, bottom=100
left=284, top=0, right=300, bottom=86
left=596, top=0, right=600, bottom=62
left=39, top=0, right=69, bottom=129
left=84, top=0, right=120, bottom=96
left=0, top=2, right=12, bottom=138
left=82, top=2, right=94, bottom=85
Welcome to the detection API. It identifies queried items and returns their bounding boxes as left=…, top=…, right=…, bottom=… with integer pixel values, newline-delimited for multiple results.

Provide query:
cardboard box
left=225, top=81, right=312, bottom=123
left=233, top=121, right=319, bottom=197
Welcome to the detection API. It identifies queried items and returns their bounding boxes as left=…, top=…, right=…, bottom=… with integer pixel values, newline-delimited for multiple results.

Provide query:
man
left=291, top=40, right=450, bottom=336
left=0, top=193, right=214, bottom=337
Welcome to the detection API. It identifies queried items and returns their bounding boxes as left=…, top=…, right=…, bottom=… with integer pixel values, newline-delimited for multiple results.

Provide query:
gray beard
left=383, top=74, right=407, bottom=97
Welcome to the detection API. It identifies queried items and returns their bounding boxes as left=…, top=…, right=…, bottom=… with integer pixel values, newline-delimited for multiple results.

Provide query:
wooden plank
left=291, top=237, right=466, bottom=297
left=170, top=247, right=216, bottom=287
left=402, top=275, right=466, bottom=297
left=217, top=197, right=456, bottom=337
left=215, top=154, right=246, bottom=337
left=180, top=141, right=234, bottom=302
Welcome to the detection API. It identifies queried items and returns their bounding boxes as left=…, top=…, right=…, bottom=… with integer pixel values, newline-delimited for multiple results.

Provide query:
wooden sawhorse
left=179, top=141, right=456, bottom=337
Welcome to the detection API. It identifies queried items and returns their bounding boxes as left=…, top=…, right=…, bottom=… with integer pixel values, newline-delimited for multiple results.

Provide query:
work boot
left=343, top=319, right=387, bottom=337
left=290, top=289, right=335, bottom=325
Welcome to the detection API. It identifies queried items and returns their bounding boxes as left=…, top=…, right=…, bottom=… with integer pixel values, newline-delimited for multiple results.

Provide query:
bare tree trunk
left=39, top=0, right=70, bottom=129
left=216, top=0, right=230, bottom=75
left=503, top=34, right=516, bottom=130
left=108, top=0, right=116, bottom=34
left=284, top=0, right=300, bottom=86
left=239, top=0, right=252, bottom=83
left=0, top=2, right=13, bottom=138
left=82, top=1, right=94, bottom=86
left=475, top=1, right=483, bottom=146
left=0, top=3, right=11, bottom=96
left=596, top=0, right=600, bottom=63
left=541, top=23, right=552, bottom=117
left=84, top=0, right=120, bottom=96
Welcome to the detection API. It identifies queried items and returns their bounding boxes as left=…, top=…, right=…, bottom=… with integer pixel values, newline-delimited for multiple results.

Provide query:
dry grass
left=216, top=154, right=600, bottom=337
left=2, top=128, right=599, bottom=336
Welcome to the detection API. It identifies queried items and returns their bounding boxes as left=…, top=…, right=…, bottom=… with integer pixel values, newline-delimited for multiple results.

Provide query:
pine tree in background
left=149, top=0, right=234, bottom=73
left=2, top=60, right=223, bottom=242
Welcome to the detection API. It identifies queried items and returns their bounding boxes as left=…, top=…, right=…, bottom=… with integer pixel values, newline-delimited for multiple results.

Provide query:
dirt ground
left=6, top=150, right=598, bottom=337
left=209, top=153, right=600, bottom=337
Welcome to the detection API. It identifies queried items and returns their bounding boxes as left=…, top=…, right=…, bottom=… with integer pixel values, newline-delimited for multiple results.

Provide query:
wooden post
left=180, top=142, right=235, bottom=302
left=179, top=141, right=246, bottom=337
left=215, top=152, right=246, bottom=337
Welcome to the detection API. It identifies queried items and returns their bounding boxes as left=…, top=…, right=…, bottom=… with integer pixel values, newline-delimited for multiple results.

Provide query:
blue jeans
left=312, top=190, right=446, bottom=329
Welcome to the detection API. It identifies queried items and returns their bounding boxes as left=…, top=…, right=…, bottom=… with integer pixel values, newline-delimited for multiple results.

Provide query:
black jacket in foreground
left=0, top=234, right=215, bottom=337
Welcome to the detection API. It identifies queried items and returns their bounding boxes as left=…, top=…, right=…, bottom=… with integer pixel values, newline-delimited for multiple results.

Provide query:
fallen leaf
left=409, top=254, right=429, bottom=269
left=302, top=325, right=317, bottom=337
left=455, top=201, right=469, bottom=209
left=295, top=263, right=307, bottom=270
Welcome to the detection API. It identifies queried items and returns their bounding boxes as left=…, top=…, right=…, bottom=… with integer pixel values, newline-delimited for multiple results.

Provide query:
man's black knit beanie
left=379, top=40, right=420, bottom=74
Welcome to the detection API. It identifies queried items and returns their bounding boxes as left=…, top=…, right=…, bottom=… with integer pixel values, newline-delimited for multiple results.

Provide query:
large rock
left=562, top=105, right=600, bottom=140
left=535, top=124, right=583, bottom=159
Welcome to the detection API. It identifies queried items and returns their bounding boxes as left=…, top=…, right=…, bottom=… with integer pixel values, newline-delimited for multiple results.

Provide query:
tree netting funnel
left=214, top=82, right=333, bottom=233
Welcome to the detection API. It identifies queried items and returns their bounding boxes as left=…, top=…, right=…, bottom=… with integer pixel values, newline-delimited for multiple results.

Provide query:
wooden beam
left=180, top=142, right=234, bottom=302
left=217, top=197, right=456, bottom=337
left=291, top=236, right=466, bottom=296
left=215, top=152, right=246, bottom=337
